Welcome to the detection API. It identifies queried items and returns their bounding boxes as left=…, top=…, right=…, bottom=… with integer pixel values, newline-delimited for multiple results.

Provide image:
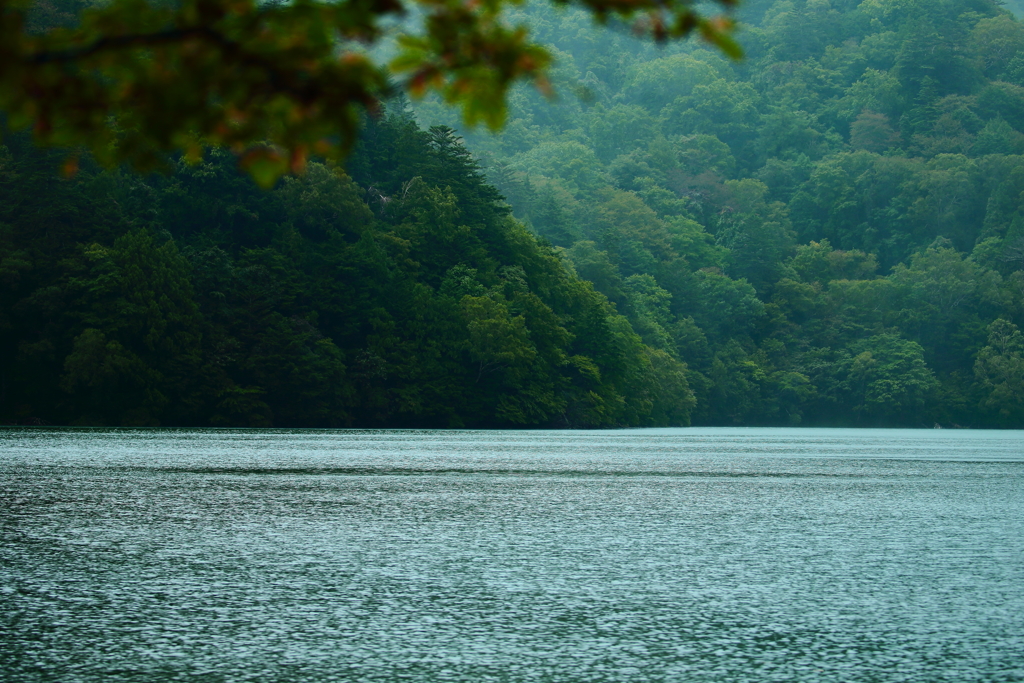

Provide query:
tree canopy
left=0, top=0, right=738, bottom=185
left=6, top=0, right=1024, bottom=429
left=416, top=0, right=1024, bottom=428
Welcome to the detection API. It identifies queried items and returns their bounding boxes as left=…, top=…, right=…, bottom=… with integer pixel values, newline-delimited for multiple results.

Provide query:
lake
left=2, top=427, right=1023, bottom=682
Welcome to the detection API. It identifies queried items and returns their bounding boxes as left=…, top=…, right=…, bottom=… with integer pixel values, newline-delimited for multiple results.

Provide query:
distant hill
left=410, top=0, right=1024, bottom=428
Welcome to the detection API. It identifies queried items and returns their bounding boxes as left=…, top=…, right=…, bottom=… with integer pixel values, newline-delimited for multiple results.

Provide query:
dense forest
left=413, top=0, right=1024, bottom=428
left=3, top=0, right=1024, bottom=428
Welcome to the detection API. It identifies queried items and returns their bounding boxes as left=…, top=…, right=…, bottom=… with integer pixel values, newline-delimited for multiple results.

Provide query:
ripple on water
left=1, top=427, right=1023, bottom=682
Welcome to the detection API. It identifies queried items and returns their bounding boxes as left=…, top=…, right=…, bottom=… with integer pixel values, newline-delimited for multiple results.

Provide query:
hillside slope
left=412, top=0, right=1024, bottom=427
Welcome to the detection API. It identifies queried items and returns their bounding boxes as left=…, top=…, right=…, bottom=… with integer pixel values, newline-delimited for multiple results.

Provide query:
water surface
left=2, top=427, right=1023, bottom=681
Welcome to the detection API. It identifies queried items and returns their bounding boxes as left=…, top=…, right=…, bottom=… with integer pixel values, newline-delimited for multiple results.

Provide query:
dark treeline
left=0, top=118, right=694, bottom=428
left=4, top=0, right=1024, bottom=428
left=413, top=0, right=1024, bottom=428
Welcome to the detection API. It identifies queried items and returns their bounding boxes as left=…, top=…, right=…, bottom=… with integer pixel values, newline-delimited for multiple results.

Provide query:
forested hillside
left=0, top=118, right=694, bottom=428
left=3, top=0, right=1024, bottom=428
left=411, top=0, right=1024, bottom=428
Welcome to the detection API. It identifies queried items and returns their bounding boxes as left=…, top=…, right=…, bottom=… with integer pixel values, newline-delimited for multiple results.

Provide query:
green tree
left=461, top=294, right=536, bottom=384
left=61, top=229, right=206, bottom=424
left=0, top=0, right=739, bottom=183
left=850, top=110, right=899, bottom=152
left=622, top=273, right=673, bottom=351
left=715, top=178, right=796, bottom=292
left=703, top=339, right=774, bottom=424
left=973, top=318, right=1024, bottom=426
left=886, top=239, right=1003, bottom=371
left=969, top=14, right=1024, bottom=78
left=789, top=239, right=878, bottom=285
left=841, top=333, right=939, bottom=425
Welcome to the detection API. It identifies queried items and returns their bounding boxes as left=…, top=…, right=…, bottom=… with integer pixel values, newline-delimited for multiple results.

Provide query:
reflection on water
left=2, top=428, right=1023, bottom=682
